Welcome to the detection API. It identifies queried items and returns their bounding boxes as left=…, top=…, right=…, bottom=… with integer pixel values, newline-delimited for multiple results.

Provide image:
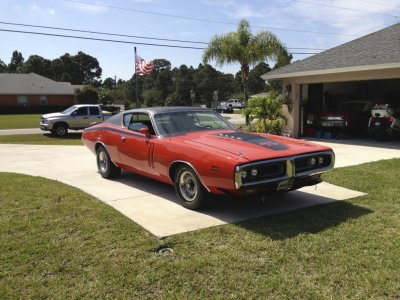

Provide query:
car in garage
left=82, top=107, right=335, bottom=210
left=307, top=100, right=375, bottom=137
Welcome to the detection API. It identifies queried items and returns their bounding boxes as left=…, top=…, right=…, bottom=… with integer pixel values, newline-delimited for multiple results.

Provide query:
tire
left=174, top=165, right=208, bottom=210
left=53, top=124, right=68, bottom=137
left=96, top=146, right=121, bottom=179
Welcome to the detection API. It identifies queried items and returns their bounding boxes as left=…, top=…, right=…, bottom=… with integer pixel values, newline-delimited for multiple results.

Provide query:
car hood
left=42, top=112, right=66, bottom=119
left=175, top=130, right=332, bottom=161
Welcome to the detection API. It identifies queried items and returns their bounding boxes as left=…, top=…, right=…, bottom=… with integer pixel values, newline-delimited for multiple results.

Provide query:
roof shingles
left=263, top=23, right=400, bottom=79
left=0, top=73, right=78, bottom=95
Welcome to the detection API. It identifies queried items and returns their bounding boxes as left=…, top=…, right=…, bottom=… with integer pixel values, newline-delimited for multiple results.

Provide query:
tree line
left=0, top=50, right=287, bottom=109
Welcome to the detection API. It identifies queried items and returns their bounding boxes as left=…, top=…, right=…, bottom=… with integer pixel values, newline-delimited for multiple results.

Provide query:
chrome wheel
left=98, top=150, right=108, bottom=174
left=96, top=146, right=121, bottom=179
left=178, top=170, right=198, bottom=202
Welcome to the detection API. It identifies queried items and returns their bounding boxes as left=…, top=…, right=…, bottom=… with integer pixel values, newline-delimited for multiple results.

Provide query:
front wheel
left=96, top=146, right=121, bottom=178
left=52, top=124, right=68, bottom=137
left=174, top=165, right=208, bottom=210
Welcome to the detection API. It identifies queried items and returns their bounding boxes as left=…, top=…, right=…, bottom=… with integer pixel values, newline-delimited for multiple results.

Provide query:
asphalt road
left=0, top=128, right=83, bottom=135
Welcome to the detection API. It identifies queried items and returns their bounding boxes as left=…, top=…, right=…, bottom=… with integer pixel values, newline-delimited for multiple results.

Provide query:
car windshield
left=154, top=110, right=236, bottom=135
left=62, top=106, right=78, bottom=114
left=332, top=102, right=369, bottom=112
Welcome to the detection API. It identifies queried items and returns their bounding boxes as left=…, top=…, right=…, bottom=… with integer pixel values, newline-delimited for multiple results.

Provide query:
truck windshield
left=62, top=106, right=78, bottom=114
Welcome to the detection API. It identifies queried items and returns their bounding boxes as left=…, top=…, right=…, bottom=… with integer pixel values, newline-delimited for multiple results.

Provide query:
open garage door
left=302, top=79, right=400, bottom=139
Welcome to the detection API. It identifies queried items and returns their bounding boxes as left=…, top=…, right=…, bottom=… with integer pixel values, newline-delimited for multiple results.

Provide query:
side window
left=89, top=106, right=100, bottom=115
left=76, top=107, right=88, bottom=116
left=126, top=113, right=155, bottom=135
left=123, top=114, right=132, bottom=127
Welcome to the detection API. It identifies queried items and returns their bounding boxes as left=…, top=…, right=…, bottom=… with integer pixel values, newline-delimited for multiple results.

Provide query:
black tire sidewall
left=54, top=124, right=68, bottom=137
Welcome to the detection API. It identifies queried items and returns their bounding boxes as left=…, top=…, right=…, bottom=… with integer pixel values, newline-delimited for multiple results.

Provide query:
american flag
left=135, top=54, right=154, bottom=76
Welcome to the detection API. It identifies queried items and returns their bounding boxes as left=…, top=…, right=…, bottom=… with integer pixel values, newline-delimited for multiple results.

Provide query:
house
left=262, top=23, right=400, bottom=138
left=0, top=73, right=82, bottom=113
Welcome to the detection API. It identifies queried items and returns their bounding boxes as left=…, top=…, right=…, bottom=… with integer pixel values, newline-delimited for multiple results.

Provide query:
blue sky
left=0, top=0, right=399, bottom=81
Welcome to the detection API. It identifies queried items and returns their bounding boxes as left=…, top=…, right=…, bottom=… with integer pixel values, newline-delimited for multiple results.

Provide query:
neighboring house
left=0, top=73, right=82, bottom=113
left=262, top=23, right=400, bottom=138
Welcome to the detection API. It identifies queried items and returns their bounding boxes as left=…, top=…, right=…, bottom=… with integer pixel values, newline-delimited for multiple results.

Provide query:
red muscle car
left=82, top=107, right=335, bottom=210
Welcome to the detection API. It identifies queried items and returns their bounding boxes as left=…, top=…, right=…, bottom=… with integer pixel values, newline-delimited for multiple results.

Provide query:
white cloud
left=285, top=0, right=398, bottom=40
left=48, top=8, right=56, bottom=16
left=65, top=2, right=108, bottom=14
left=29, top=4, right=40, bottom=11
left=26, top=3, right=56, bottom=17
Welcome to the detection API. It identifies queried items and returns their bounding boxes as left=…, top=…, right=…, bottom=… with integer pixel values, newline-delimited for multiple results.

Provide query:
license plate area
left=277, top=179, right=294, bottom=191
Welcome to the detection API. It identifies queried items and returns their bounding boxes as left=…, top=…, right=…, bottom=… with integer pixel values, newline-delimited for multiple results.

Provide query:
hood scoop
left=214, top=132, right=288, bottom=151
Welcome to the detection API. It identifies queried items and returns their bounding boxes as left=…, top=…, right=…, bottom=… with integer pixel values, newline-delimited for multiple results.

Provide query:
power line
left=0, top=21, right=327, bottom=51
left=0, top=28, right=320, bottom=54
left=61, top=0, right=359, bottom=37
left=292, top=0, right=399, bottom=18
left=351, top=0, right=400, bottom=10
left=0, top=28, right=205, bottom=49
left=0, top=21, right=209, bottom=45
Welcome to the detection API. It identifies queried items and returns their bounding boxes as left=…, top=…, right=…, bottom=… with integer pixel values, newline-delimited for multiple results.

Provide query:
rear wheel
left=96, top=146, right=121, bottom=178
left=174, top=165, right=208, bottom=210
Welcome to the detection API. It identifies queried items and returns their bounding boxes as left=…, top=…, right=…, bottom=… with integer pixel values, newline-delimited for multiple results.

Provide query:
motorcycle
left=368, top=103, right=400, bottom=140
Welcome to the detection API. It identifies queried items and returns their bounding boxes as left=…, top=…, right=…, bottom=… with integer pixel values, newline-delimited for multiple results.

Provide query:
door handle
left=121, top=136, right=126, bottom=142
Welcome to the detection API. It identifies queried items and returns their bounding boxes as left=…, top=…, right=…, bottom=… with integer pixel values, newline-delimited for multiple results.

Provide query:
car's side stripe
left=84, top=126, right=147, bottom=139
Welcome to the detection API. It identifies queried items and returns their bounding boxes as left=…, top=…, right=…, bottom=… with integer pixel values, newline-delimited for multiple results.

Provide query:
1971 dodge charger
left=82, top=107, right=335, bottom=210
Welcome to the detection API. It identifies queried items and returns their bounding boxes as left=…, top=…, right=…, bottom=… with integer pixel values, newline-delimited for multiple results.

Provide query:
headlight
left=310, top=157, right=316, bottom=166
left=318, top=157, right=324, bottom=165
left=251, top=168, right=258, bottom=177
left=241, top=170, right=248, bottom=179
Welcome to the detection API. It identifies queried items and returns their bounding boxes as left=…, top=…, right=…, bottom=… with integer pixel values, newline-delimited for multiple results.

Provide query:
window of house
left=39, top=96, right=48, bottom=106
left=17, top=95, right=28, bottom=106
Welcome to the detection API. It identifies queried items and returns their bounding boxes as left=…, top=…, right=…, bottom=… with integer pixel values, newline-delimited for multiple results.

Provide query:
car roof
left=122, top=106, right=214, bottom=116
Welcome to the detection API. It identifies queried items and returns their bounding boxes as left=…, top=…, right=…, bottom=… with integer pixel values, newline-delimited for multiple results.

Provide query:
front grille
left=235, top=151, right=334, bottom=189
left=240, top=161, right=286, bottom=186
left=294, top=153, right=333, bottom=176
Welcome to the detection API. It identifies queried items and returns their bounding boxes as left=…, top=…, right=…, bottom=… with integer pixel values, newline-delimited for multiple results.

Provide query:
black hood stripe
left=214, top=132, right=288, bottom=150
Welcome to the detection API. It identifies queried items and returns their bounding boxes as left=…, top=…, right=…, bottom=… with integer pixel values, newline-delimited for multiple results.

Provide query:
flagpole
left=134, top=46, right=139, bottom=108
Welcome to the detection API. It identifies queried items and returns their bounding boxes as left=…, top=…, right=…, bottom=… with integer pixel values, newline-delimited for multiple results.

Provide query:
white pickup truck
left=226, top=99, right=245, bottom=109
left=40, top=104, right=112, bottom=136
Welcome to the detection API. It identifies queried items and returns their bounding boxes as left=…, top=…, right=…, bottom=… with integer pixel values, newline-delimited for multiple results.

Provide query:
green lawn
left=1, top=160, right=399, bottom=298
left=0, top=133, right=83, bottom=145
left=0, top=114, right=41, bottom=129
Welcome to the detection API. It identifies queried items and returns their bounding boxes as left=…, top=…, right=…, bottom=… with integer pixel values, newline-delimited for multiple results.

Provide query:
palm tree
left=245, top=91, right=289, bottom=134
left=202, top=20, right=289, bottom=124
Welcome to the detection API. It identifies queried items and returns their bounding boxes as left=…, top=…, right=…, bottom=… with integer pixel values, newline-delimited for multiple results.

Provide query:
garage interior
left=300, top=78, right=400, bottom=138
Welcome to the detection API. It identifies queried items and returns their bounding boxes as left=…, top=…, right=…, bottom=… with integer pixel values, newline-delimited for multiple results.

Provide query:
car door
left=70, top=106, right=89, bottom=128
left=88, top=106, right=102, bottom=124
left=117, top=112, right=158, bottom=176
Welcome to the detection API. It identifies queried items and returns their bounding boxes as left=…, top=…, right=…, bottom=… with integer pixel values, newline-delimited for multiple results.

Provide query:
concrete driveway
left=6, top=139, right=400, bottom=237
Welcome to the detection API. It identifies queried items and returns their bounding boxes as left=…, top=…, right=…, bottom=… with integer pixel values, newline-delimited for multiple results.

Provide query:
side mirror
left=139, top=127, right=150, bottom=137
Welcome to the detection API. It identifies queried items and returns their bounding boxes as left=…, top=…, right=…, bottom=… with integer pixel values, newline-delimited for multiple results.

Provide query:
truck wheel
left=174, top=165, right=208, bottom=210
left=53, top=124, right=68, bottom=137
left=96, top=146, right=121, bottom=178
